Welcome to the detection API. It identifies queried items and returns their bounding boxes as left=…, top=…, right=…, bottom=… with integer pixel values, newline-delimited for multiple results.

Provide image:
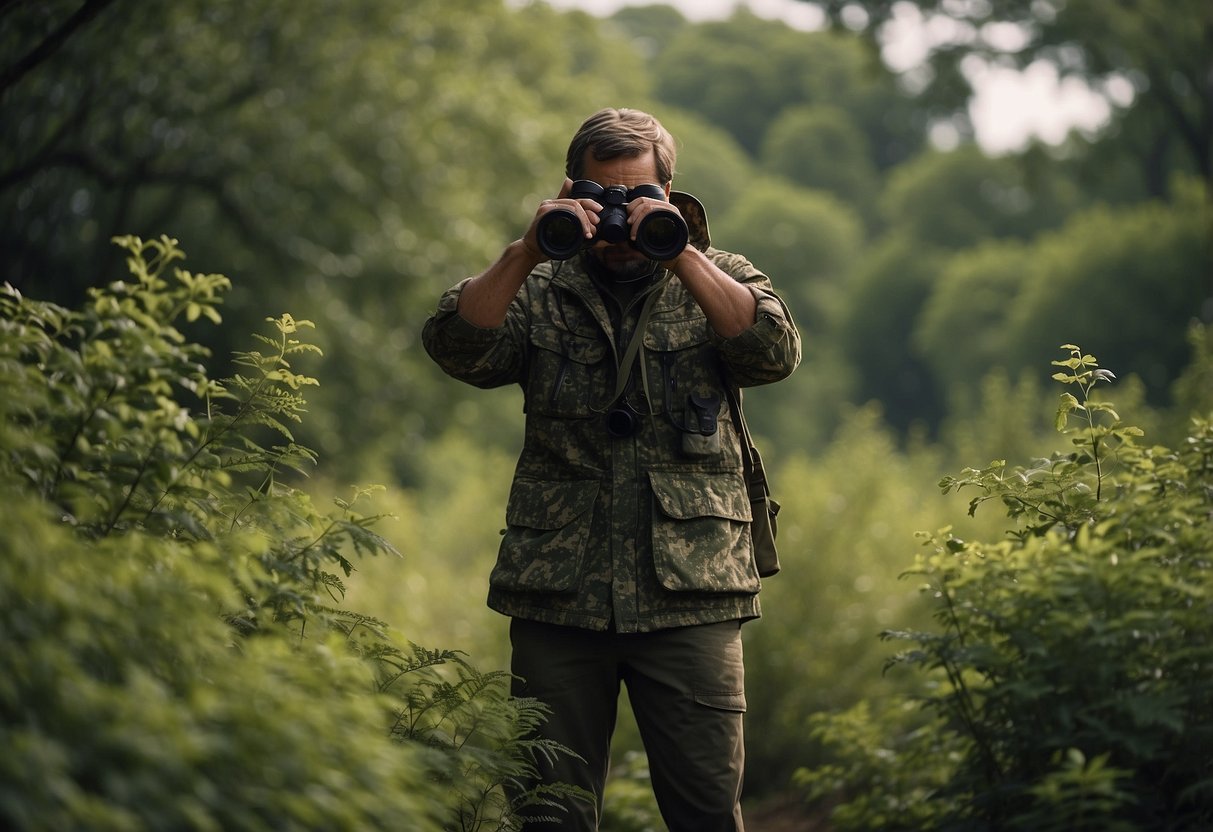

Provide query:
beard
left=587, top=244, right=658, bottom=283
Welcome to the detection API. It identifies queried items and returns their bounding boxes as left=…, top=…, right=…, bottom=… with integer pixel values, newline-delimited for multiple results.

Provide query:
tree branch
left=0, top=0, right=120, bottom=95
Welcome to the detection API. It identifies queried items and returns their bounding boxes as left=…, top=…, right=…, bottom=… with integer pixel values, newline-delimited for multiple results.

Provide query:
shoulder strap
left=724, top=385, right=769, bottom=501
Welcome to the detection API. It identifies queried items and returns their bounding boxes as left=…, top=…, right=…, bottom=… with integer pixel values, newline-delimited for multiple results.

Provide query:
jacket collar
left=670, top=191, right=711, bottom=251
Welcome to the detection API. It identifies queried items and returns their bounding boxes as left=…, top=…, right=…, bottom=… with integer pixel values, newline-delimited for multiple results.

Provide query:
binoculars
left=536, top=180, right=689, bottom=262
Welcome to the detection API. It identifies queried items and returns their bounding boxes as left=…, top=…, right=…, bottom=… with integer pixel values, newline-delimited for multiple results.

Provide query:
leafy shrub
left=0, top=236, right=577, bottom=830
left=0, top=494, right=445, bottom=831
left=742, top=405, right=956, bottom=788
left=600, top=751, right=664, bottom=832
left=797, top=345, right=1213, bottom=830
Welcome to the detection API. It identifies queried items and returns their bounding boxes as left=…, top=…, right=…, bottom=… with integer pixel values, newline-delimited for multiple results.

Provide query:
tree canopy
left=2, top=2, right=1211, bottom=823
left=3, top=0, right=1208, bottom=469
left=1, top=0, right=650, bottom=480
left=801, top=0, right=1213, bottom=193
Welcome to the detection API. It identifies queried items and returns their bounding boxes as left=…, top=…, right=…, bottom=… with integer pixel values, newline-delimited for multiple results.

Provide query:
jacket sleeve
left=708, top=250, right=801, bottom=388
left=421, top=277, right=529, bottom=389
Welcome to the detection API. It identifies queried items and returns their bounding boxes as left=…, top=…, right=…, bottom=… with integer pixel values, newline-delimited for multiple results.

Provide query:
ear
left=662, top=181, right=672, bottom=199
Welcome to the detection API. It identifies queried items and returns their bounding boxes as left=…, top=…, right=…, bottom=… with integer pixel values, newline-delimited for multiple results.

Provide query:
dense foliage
left=797, top=346, right=1213, bottom=829
left=806, top=0, right=1213, bottom=196
left=4, top=1, right=1207, bottom=474
left=3, top=0, right=1211, bottom=825
left=0, top=237, right=581, bottom=830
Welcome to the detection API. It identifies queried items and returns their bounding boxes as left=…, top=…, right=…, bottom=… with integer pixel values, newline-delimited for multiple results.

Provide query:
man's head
left=565, top=108, right=677, bottom=186
left=562, top=109, right=680, bottom=281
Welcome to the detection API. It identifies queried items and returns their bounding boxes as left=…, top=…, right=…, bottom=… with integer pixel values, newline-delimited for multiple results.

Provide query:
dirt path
left=745, top=793, right=833, bottom=831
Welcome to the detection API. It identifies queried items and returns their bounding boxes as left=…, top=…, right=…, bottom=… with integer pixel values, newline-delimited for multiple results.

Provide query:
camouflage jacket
left=422, top=248, right=800, bottom=632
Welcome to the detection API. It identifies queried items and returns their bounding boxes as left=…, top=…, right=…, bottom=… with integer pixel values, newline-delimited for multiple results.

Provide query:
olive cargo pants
left=509, top=618, right=747, bottom=832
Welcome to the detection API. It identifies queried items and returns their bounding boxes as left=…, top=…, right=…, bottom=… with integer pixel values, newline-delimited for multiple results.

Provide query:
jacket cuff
left=430, top=279, right=507, bottom=347
left=718, top=286, right=791, bottom=353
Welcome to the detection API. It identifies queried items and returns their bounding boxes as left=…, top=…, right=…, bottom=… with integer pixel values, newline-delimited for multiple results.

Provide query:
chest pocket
left=527, top=324, right=610, bottom=418
left=642, top=314, right=719, bottom=416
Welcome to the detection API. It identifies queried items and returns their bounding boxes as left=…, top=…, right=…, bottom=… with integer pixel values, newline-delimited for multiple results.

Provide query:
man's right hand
left=522, top=178, right=602, bottom=260
left=457, top=180, right=602, bottom=328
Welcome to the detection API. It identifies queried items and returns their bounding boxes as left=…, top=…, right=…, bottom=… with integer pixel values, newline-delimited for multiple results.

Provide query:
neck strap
left=601, top=271, right=671, bottom=412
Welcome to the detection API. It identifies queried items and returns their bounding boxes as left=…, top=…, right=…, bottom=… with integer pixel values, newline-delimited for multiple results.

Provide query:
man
left=422, top=107, right=800, bottom=831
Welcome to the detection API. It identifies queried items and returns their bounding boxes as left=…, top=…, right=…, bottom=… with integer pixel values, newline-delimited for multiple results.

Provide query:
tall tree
left=802, top=0, right=1213, bottom=194
left=879, top=145, right=1080, bottom=249
left=0, top=0, right=117, bottom=93
left=915, top=177, right=1208, bottom=412
left=760, top=105, right=881, bottom=225
left=1002, top=178, right=1209, bottom=399
left=0, top=0, right=647, bottom=481
left=648, top=10, right=925, bottom=167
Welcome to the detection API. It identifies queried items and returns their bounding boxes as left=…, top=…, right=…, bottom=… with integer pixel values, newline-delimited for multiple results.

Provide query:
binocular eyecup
left=536, top=180, right=689, bottom=262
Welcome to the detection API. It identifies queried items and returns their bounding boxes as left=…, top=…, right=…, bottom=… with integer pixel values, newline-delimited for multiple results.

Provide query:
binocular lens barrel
left=536, top=204, right=688, bottom=261
left=536, top=210, right=584, bottom=260
left=634, top=213, right=688, bottom=261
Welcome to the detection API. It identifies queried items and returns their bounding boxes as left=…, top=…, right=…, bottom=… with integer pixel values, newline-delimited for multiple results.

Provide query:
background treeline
left=2, top=0, right=1210, bottom=828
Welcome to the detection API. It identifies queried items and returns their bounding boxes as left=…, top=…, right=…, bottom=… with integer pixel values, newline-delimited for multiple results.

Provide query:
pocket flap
left=643, top=317, right=710, bottom=352
left=649, top=470, right=751, bottom=522
left=694, top=691, right=747, bottom=712
left=506, top=478, right=599, bottom=530
left=530, top=325, right=607, bottom=364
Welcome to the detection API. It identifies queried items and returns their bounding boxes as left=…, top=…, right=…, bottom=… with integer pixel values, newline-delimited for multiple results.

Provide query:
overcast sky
left=513, top=0, right=1118, bottom=154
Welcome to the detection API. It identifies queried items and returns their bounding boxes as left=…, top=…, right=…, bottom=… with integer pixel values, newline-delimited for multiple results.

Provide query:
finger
left=627, top=198, right=682, bottom=241
left=625, top=198, right=659, bottom=237
left=577, top=198, right=604, bottom=217
left=539, top=195, right=598, bottom=240
left=583, top=203, right=601, bottom=237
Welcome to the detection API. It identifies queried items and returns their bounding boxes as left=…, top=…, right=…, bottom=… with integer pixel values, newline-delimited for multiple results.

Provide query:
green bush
left=0, top=236, right=579, bottom=831
left=797, top=345, right=1213, bottom=830
left=0, top=495, right=445, bottom=831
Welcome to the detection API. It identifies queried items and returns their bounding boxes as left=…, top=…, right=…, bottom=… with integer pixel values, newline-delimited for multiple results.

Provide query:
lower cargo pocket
left=490, top=478, right=599, bottom=592
left=649, top=470, right=760, bottom=593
